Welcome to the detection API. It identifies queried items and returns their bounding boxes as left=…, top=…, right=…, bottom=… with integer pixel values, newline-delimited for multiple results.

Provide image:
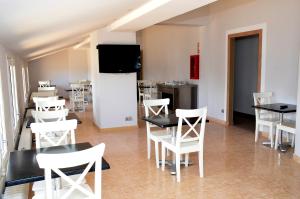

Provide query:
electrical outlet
left=125, top=116, right=133, bottom=121
left=221, top=109, right=224, bottom=113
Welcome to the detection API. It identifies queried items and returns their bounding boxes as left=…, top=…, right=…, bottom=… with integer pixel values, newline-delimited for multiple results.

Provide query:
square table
left=252, top=103, right=296, bottom=151
left=142, top=113, right=208, bottom=174
left=5, top=142, right=110, bottom=188
left=26, top=113, right=82, bottom=128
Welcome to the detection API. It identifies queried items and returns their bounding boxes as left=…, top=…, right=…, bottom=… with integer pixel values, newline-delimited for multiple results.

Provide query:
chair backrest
left=143, top=98, right=169, bottom=116
left=38, top=87, right=56, bottom=92
left=31, top=109, right=68, bottom=123
left=39, top=80, right=50, bottom=87
left=33, top=96, right=59, bottom=104
left=30, top=119, right=77, bottom=149
left=144, top=98, right=169, bottom=129
left=253, top=92, right=273, bottom=119
left=175, top=107, right=207, bottom=148
left=71, top=83, right=84, bottom=100
left=35, top=99, right=65, bottom=111
left=36, top=143, right=105, bottom=199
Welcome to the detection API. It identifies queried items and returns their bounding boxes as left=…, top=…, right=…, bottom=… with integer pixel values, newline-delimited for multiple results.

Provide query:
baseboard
left=293, top=154, right=300, bottom=164
left=207, top=116, right=227, bottom=126
left=100, top=125, right=138, bottom=132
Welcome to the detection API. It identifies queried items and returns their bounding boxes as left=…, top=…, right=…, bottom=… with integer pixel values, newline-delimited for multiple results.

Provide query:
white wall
left=90, top=30, right=137, bottom=128
left=68, top=48, right=89, bottom=83
left=199, top=0, right=300, bottom=120
left=0, top=43, right=28, bottom=151
left=139, top=25, right=202, bottom=82
left=28, top=48, right=89, bottom=98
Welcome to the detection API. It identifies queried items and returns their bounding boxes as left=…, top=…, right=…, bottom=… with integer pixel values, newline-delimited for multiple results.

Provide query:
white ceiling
left=0, top=0, right=217, bottom=60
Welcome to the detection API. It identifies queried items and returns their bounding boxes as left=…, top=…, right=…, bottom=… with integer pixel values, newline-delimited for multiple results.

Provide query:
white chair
left=34, top=143, right=105, bottom=199
left=253, top=92, right=280, bottom=147
left=39, top=80, right=50, bottom=87
left=33, top=96, right=59, bottom=104
left=70, top=84, right=85, bottom=112
left=275, top=121, right=296, bottom=150
left=30, top=119, right=84, bottom=194
left=38, top=87, right=57, bottom=94
left=30, top=119, right=77, bottom=149
left=143, top=98, right=171, bottom=168
left=161, top=107, right=207, bottom=182
left=35, top=99, right=65, bottom=111
left=31, top=109, right=68, bottom=123
left=138, top=80, right=151, bottom=104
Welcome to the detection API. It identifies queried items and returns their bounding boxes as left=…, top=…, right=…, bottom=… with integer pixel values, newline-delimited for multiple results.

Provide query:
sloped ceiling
left=0, top=0, right=217, bottom=61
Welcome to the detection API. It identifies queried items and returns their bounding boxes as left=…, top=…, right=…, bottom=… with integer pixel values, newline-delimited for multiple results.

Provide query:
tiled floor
left=45, top=105, right=300, bottom=198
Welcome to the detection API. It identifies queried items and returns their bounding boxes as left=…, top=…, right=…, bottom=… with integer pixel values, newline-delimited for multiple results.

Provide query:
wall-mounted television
left=97, top=44, right=141, bottom=73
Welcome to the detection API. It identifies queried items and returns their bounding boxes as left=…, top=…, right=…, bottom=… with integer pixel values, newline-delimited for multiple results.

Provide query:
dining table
left=252, top=103, right=296, bottom=151
left=142, top=113, right=208, bottom=174
left=4, top=142, right=110, bottom=188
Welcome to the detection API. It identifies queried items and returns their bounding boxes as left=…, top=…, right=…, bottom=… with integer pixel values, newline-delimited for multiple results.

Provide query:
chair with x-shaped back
left=161, top=107, right=207, bottom=182
left=35, top=143, right=105, bottom=199
left=143, top=98, right=171, bottom=168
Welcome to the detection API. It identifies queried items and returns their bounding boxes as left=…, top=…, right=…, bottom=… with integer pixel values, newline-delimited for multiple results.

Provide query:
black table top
left=252, top=103, right=296, bottom=113
left=65, top=89, right=89, bottom=92
left=142, top=113, right=209, bottom=128
left=5, top=142, right=110, bottom=187
left=26, top=113, right=82, bottom=128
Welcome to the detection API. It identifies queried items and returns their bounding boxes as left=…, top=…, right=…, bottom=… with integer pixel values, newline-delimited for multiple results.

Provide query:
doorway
left=226, top=29, right=262, bottom=129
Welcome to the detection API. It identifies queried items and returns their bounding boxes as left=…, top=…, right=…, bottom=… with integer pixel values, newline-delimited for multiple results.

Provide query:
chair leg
left=255, top=123, right=259, bottom=143
left=270, top=125, right=274, bottom=148
left=147, top=138, right=151, bottom=159
left=176, top=153, right=181, bottom=182
left=199, top=151, right=204, bottom=178
left=184, top=154, right=189, bottom=167
left=275, top=128, right=279, bottom=150
left=155, top=141, right=159, bottom=168
left=161, top=144, right=166, bottom=171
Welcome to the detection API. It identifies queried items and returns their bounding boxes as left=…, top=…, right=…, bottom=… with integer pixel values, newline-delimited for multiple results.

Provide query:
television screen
left=97, top=44, right=141, bottom=73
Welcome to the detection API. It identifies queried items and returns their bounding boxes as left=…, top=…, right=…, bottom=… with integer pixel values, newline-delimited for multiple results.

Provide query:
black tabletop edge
left=4, top=142, right=110, bottom=188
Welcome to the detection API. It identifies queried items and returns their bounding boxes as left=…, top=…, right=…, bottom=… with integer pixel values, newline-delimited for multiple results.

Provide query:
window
left=26, top=66, right=30, bottom=92
left=7, top=57, right=19, bottom=131
left=22, top=67, right=27, bottom=103
left=0, top=72, right=8, bottom=177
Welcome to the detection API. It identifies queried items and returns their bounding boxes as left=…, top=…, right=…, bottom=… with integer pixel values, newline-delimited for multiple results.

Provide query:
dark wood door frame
left=226, top=29, right=262, bottom=125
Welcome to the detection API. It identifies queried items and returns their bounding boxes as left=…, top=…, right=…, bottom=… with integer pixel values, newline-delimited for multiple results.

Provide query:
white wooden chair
left=30, top=119, right=77, bottom=149
left=275, top=120, right=296, bottom=150
left=138, top=80, right=151, bottom=104
left=33, top=96, right=59, bottom=104
left=39, top=80, right=50, bottom=87
left=34, top=143, right=105, bottom=199
left=161, top=107, right=207, bottom=182
left=38, top=87, right=57, bottom=94
left=253, top=92, right=280, bottom=147
left=31, top=109, right=68, bottom=123
left=70, top=84, right=85, bottom=112
left=30, top=119, right=85, bottom=194
left=143, top=98, right=171, bottom=168
left=35, top=99, right=65, bottom=111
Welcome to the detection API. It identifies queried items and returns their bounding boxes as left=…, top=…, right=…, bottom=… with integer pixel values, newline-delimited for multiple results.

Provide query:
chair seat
left=32, top=174, right=87, bottom=192
left=33, top=184, right=93, bottom=199
left=161, top=137, right=199, bottom=154
left=256, top=117, right=280, bottom=125
left=277, top=120, right=296, bottom=134
left=149, top=129, right=171, bottom=141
